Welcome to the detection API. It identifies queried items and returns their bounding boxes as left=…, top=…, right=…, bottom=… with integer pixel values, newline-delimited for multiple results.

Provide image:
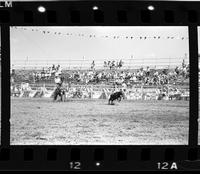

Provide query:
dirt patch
left=10, top=98, right=189, bottom=145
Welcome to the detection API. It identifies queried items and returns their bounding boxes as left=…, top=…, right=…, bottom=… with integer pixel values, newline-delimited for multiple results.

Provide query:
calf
left=108, top=91, right=125, bottom=105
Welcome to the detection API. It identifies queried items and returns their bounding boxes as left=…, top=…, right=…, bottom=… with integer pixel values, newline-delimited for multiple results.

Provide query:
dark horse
left=53, top=86, right=66, bottom=102
left=108, top=91, right=125, bottom=105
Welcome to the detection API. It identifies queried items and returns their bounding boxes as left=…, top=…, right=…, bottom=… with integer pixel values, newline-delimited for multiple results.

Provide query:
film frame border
left=0, top=0, right=200, bottom=171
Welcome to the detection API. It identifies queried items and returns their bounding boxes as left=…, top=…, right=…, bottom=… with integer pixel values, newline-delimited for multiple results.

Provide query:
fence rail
left=12, top=82, right=189, bottom=91
left=11, top=57, right=189, bottom=70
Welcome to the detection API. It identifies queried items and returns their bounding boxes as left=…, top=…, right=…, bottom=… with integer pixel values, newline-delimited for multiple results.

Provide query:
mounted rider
left=54, top=72, right=64, bottom=89
left=54, top=72, right=65, bottom=101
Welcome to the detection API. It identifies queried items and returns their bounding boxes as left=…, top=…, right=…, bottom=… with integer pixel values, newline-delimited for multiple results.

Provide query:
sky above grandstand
left=10, top=26, right=189, bottom=69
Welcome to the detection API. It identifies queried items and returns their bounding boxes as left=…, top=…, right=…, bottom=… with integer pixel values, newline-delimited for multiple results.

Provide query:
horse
left=108, top=91, right=125, bottom=105
left=53, top=86, right=66, bottom=102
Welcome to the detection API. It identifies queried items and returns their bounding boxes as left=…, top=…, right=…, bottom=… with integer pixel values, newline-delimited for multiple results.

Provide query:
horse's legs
left=63, top=92, right=66, bottom=102
left=54, top=92, right=57, bottom=101
left=61, top=92, right=65, bottom=102
left=61, top=94, right=64, bottom=102
left=108, top=95, right=111, bottom=104
left=58, top=93, right=62, bottom=101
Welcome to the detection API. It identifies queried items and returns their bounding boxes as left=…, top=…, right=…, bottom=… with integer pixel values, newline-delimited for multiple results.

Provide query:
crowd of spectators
left=103, top=60, right=124, bottom=70
left=67, top=63, right=189, bottom=87
left=31, top=64, right=62, bottom=82
left=10, top=60, right=189, bottom=87
left=90, top=60, right=124, bottom=70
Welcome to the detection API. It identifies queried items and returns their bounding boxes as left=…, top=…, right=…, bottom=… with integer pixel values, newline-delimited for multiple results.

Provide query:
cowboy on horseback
left=53, top=72, right=65, bottom=101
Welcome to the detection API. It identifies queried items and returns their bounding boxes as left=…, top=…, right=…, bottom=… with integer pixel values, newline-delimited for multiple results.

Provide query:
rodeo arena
left=10, top=27, right=191, bottom=145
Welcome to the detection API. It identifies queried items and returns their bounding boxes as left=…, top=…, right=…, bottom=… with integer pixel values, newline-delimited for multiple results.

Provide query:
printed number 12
left=69, top=162, right=81, bottom=169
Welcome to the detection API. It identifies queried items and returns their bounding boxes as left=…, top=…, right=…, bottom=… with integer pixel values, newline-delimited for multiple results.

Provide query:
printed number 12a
left=157, top=162, right=178, bottom=170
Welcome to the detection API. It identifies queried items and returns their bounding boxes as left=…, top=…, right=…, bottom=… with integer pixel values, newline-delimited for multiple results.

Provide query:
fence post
left=141, top=84, right=144, bottom=100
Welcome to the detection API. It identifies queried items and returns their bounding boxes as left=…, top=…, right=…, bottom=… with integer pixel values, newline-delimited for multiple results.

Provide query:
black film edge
left=0, top=0, right=200, bottom=171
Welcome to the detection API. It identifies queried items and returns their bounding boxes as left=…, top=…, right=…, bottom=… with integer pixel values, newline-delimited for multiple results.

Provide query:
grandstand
left=11, top=65, right=189, bottom=85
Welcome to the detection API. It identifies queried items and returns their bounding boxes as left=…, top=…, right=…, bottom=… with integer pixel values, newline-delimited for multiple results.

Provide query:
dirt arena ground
left=10, top=97, right=190, bottom=145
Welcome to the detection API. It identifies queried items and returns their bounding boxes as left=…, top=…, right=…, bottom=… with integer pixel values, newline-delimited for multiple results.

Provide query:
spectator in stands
left=52, top=64, right=56, bottom=75
left=91, top=60, right=95, bottom=70
left=104, top=61, right=107, bottom=68
left=175, top=66, right=179, bottom=75
left=11, top=68, right=15, bottom=76
left=107, top=61, right=111, bottom=68
left=41, top=68, right=45, bottom=80
left=57, top=64, right=62, bottom=74
left=111, top=61, right=115, bottom=69
left=145, top=66, right=150, bottom=76
left=45, top=70, right=49, bottom=79
left=182, top=59, right=186, bottom=68
left=118, top=59, right=123, bottom=69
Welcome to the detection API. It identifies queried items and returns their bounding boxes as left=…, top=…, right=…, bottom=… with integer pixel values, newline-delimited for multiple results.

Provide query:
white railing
left=11, top=57, right=189, bottom=70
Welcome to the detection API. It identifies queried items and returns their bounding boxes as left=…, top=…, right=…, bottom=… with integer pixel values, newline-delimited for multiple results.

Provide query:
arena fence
left=11, top=57, right=189, bottom=70
left=10, top=83, right=189, bottom=101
